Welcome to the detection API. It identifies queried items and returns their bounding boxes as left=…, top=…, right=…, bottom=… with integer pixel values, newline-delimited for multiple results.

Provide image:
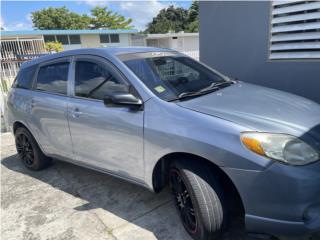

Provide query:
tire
left=169, top=159, right=227, bottom=240
left=15, top=127, right=51, bottom=170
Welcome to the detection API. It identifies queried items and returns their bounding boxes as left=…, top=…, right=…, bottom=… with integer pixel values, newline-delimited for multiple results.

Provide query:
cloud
left=1, top=14, right=33, bottom=31
left=119, top=1, right=171, bottom=30
left=83, top=0, right=109, bottom=7
left=82, top=0, right=177, bottom=31
left=0, top=17, right=6, bottom=30
left=5, top=22, right=32, bottom=31
left=26, top=13, right=32, bottom=22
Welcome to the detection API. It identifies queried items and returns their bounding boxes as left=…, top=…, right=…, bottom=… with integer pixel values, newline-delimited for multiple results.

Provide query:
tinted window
left=36, top=62, right=69, bottom=94
left=100, top=34, right=109, bottom=43
left=56, top=35, right=69, bottom=45
left=124, top=55, right=226, bottom=101
left=44, top=35, right=55, bottom=42
left=13, top=65, right=37, bottom=89
left=69, top=35, right=81, bottom=44
left=110, top=34, right=120, bottom=43
left=75, top=60, right=128, bottom=100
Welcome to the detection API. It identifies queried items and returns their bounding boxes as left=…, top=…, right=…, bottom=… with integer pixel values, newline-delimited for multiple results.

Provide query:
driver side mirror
left=103, top=92, right=143, bottom=110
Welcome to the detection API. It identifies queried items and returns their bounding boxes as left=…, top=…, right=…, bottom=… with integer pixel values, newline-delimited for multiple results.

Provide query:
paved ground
left=1, top=133, right=318, bottom=240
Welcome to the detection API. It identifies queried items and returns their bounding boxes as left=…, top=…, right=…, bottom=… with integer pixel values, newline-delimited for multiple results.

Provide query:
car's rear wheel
left=15, top=127, right=51, bottom=170
left=169, top=160, right=226, bottom=240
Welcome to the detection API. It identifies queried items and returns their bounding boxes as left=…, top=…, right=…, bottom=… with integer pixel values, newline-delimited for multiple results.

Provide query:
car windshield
left=121, top=52, right=231, bottom=101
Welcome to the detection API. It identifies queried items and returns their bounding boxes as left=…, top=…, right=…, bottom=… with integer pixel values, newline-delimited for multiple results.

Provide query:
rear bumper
left=222, top=160, right=320, bottom=237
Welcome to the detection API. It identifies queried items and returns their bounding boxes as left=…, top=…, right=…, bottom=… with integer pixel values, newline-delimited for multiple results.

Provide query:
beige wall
left=80, top=35, right=101, bottom=48
left=60, top=34, right=131, bottom=51
left=79, top=34, right=130, bottom=48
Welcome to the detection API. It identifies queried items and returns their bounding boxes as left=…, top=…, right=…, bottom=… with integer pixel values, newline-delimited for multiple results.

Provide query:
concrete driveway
left=1, top=132, right=318, bottom=240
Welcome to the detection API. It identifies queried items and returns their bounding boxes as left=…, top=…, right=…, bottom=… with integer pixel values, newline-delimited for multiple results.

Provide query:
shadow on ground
left=1, top=153, right=318, bottom=240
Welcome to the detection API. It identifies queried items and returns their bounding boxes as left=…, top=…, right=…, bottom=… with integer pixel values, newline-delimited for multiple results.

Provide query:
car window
left=12, top=65, right=37, bottom=89
left=36, top=62, right=69, bottom=95
left=123, top=55, right=226, bottom=101
left=74, top=60, right=128, bottom=100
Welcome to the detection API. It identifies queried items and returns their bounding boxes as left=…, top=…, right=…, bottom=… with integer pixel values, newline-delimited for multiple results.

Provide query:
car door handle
left=71, top=108, right=83, bottom=118
left=31, top=99, right=39, bottom=108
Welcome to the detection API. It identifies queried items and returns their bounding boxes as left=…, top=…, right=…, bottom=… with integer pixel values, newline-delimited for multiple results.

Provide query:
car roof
left=21, top=47, right=174, bottom=69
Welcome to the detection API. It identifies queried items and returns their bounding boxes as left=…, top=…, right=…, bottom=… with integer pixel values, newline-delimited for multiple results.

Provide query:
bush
left=45, top=41, right=63, bottom=53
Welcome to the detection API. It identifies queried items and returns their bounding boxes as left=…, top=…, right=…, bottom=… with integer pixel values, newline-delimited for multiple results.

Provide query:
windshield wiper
left=176, top=80, right=235, bottom=100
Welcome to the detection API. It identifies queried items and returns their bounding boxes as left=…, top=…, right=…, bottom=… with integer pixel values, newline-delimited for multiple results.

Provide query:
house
left=146, top=32, right=199, bottom=60
left=0, top=29, right=138, bottom=90
left=199, top=1, right=320, bottom=103
left=131, top=32, right=199, bottom=60
left=1, top=29, right=138, bottom=51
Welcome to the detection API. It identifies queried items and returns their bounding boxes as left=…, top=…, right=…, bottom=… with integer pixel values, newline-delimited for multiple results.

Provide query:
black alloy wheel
left=16, top=133, right=35, bottom=166
left=170, top=168, right=198, bottom=234
left=15, top=127, right=51, bottom=170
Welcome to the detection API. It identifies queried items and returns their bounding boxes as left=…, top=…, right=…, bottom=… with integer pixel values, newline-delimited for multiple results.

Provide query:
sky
left=1, top=0, right=192, bottom=31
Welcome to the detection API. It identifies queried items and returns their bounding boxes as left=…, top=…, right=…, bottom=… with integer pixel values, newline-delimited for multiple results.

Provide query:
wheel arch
left=152, top=152, right=245, bottom=216
left=12, top=121, right=45, bottom=153
left=13, top=121, right=30, bottom=134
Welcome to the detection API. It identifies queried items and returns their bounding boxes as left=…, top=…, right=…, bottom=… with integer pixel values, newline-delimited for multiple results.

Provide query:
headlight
left=240, top=132, right=319, bottom=165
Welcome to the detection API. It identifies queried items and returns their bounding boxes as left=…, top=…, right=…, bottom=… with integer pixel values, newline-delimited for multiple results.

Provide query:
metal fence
left=182, top=50, right=199, bottom=61
left=1, top=38, right=47, bottom=116
left=1, top=38, right=47, bottom=91
left=1, top=38, right=46, bottom=60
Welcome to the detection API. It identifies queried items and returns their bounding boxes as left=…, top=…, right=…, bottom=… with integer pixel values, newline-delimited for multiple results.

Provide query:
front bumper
left=222, top=160, right=320, bottom=237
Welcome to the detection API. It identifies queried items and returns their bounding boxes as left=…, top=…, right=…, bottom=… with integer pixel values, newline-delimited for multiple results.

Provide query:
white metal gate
left=0, top=38, right=47, bottom=116
left=1, top=38, right=47, bottom=91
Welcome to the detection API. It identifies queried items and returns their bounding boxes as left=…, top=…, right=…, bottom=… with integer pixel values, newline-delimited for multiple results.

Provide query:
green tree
left=145, top=5, right=188, bottom=33
left=31, top=7, right=89, bottom=30
left=145, top=1, right=199, bottom=33
left=186, top=1, right=199, bottom=32
left=31, top=6, right=133, bottom=30
left=90, top=6, right=133, bottom=29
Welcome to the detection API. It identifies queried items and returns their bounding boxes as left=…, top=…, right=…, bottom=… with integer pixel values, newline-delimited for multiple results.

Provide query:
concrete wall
left=199, top=1, right=320, bottom=103
left=146, top=35, right=199, bottom=52
left=62, top=44, right=82, bottom=51
left=183, top=36, right=199, bottom=51
left=62, top=34, right=131, bottom=50
left=80, top=35, right=100, bottom=48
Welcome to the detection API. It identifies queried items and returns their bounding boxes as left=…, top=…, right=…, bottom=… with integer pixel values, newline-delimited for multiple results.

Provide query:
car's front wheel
left=15, top=127, right=51, bottom=170
left=169, top=160, right=226, bottom=240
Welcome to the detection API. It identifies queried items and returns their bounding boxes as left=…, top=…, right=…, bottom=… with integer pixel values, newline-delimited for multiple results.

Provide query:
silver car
left=5, top=48, right=320, bottom=240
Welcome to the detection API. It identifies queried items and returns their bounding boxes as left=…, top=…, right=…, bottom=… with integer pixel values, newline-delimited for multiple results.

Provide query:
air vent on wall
left=270, top=1, right=320, bottom=60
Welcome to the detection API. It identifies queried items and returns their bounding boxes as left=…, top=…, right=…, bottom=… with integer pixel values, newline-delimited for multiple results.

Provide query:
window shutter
left=270, top=1, right=320, bottom=60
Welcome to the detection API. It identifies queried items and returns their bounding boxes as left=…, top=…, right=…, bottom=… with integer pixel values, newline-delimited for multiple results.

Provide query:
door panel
left=68, top=56, right=144, bottom=180
left=31, top=91, right=73, bottom=159
left=68, top=99, right=144, bottom=179
left=31, top=59, right=73, bottom=159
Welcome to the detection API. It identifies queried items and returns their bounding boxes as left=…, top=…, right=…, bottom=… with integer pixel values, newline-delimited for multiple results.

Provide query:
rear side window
left=13, top=65, right=37, bottom=89
left=36, top=62, right=69, bottom=95
left=74, top=60, right=128, bottom=100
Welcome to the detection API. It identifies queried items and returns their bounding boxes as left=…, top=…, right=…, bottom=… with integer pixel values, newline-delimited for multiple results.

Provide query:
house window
left=100, top=34, right=120, bottom=44
left=269, top=1, right=320, bottom=60
left=56, top=35, right=69, bottom=45
left=100, top=34, right=110, bottom=43
left=43, top=35, right=82, bottom=45
left=110, top=34, right=120, bottom=43
left=69, top=35, right=81, bottom=44
left=44, top=35, right=56, bottom=42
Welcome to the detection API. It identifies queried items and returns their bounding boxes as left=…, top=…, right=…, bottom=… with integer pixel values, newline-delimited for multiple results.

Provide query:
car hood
left=177, top=82, right=320, bottom=141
